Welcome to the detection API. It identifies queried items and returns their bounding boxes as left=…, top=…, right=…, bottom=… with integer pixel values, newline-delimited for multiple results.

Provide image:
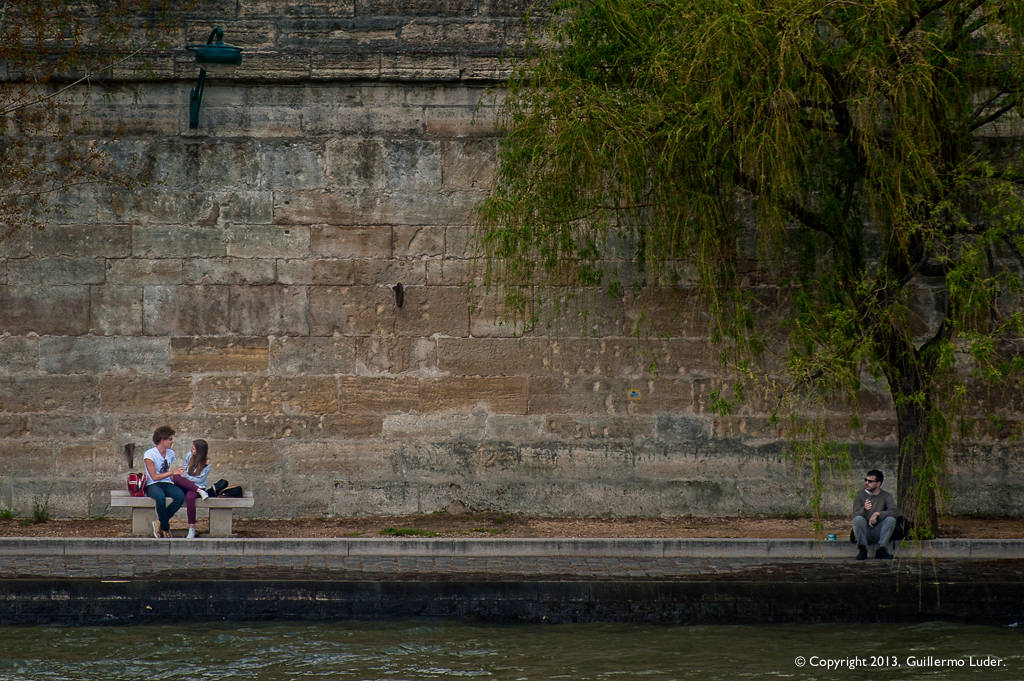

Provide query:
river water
left=0, top=620, right=1020, bottom=680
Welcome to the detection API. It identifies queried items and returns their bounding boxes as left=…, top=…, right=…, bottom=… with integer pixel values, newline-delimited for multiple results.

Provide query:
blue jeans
left=146, top=482, right=185, bottom=531
left=853, top=515, right=896, bottom=548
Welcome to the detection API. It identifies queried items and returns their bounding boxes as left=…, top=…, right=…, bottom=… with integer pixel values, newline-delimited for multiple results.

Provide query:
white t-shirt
left=143, top=447, right=176, bottom=485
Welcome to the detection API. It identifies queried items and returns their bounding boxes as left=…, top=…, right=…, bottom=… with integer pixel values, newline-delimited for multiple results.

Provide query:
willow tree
left=477, top=0, right=1024, bottom=534
left=1, top=0, right=179, bottom=243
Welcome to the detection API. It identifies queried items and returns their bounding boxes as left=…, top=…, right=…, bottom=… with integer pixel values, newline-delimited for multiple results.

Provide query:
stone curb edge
left=2, top=537, right=1023, bottom=559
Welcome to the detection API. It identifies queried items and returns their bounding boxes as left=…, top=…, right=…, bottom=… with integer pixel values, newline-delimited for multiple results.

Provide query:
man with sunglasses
left=852, top=470, right=898, bottom=560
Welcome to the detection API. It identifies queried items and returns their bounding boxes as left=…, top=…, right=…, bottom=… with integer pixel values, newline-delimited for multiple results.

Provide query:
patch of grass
left=316, top=516, right=328, bottom=522
left=0, top=508, right=15, bottom=520
left=342, top=532, right=363, bottom=538
left=19, top=518, right=32, bottom=527
left=472, top=528, right=508, bottom=535
left=31, top=503, right=49, bottom=525
left=379, top=526, right=439, bottom=538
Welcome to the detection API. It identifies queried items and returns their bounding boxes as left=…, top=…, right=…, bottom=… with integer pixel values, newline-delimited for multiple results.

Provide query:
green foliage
left=0, top=0, right=183, bottom=242
left=477, top=0, right=1024, bottom=532
left=379, top=526, right=440, bottom=537
left=0, top=508, right=15, bottom=520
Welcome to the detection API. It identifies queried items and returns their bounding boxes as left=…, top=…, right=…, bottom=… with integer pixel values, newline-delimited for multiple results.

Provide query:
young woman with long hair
left=171, top=439, right=213, bottom=539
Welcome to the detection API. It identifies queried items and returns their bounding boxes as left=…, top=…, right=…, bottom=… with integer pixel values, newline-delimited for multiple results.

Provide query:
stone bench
left=110, top=490, right=254, bottom=537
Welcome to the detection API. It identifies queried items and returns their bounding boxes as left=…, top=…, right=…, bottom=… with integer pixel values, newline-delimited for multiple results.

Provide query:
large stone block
left=39, top=337, right=170, bottom=375
left=302, top=104, right=425, bottom=136
left=183, top=258, right=277, bottom=285
left=226, top=225, right=311, bottom=258
left=380, top=54, right=460, bottom=81
left=0, top=336, right=38, bottom=374
left=0, top=376, right=100, bottom=412
left=322, top=413, right=385, bottom=437
left=11, top=253, right=104, bottom=282
left=438, top=337, right=550, bottom=376
left=543, top=415, right=656, bottom=441
left=237, top=414, right=323, bottom=440
left=383, top=139, right=442, bottom=191
left=384, top=412, right=487, bottom=439
left=421, top=376, right=528, bottom=413
left=338, top=376, right=420, bottom=413
left=170, top=337, right=269, bottom=373
left=196, top=377, right=251, bottom=413
left=287, top=440, right=390, bottom=476
left=425, top=105, right=498, bottom=137
left=0, top=443, right=53, bottom=475
left=400, top=20, right=504, bottom=50
left=143, top=286, right=230, bottom=336
left=91, top=285, right=144, bottom=336
left=23, top=224, right=131, bottom=258
left=393, top=285, right=470, bottom=337
left=308, top=285, right=393, bottom=335
left=629, top=378, right=696, bottom=414
left=331, top=479, right=421, bottom=516
left=105, top=259, right=182, bottom=286
left=259, top=143, right=324, bottom=190
left=310, top=258, right=426, bottom=285
left=325, top=138, right=387, bottom=189
left=212, top=440, right=285, bottom=476
left=311, top=226, right=393, bottom=258
left=56, top=445, right=123, bottom=476
left=549, top=339, right=647, bottom=377
left=277, top=17, right=401, bottom=51
left=275, top=188, right=480, bottom=226
left=132, top=225, right=228, bottom=258
left=99, top=377, right=194, bottom=413
left=142, top=138, right=261, bottom=192
left=24, top=414, right=115, bottom=440
left=393, top=225, right=445, bottom=258
left=276, top=258, right=313, bottom=284
left=357, top=0, right=475, bottom=16
left=0, top=286, right=90, bottom=335
left=268, top=337, right=358, bottom=374
left=311, top=53, right=381, bottom=79
left=442, top=139, right=496, bottom=191
left=356, top=336, right=436, bottom=374
left=117, top=415, right=242, bottom=442
left=250, top=376, right=339, bottom=414
left=229, top=285, right=310, bottom=335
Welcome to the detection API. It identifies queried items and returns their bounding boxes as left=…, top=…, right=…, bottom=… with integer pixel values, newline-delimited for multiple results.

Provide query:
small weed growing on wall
left=31, top=503, right=50, bottom=524
left=0, top=508, right=15, bottom=520
left=380, top=527, right=439, bottom=537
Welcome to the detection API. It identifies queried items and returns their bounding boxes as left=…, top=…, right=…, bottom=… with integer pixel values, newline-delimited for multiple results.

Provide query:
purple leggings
left=172, top=475, right=203, bottom=525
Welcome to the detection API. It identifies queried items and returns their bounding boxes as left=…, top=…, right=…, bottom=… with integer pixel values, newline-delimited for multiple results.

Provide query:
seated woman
left=171, top=439, right=212, bottom=540
left=144, top=425, right=186, bottom=539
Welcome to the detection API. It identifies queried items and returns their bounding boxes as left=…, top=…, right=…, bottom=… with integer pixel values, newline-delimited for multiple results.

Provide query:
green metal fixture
left=186, top=27, right=243, bottom=129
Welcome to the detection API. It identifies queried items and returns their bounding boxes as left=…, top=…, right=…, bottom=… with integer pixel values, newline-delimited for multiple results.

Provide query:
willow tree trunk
left=876, top=325, right=940, bottom=536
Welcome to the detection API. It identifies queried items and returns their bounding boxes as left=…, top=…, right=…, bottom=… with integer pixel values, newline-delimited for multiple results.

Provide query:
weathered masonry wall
left=1, top=1, right=1023, bottom=519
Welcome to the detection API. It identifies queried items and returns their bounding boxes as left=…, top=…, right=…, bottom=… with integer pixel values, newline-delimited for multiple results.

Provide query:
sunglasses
left=864, top=478, right=879, bottom=483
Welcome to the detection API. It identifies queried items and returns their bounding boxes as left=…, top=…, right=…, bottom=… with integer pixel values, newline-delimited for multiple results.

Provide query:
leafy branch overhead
left=0, top=0, right=180, bottom=243
left=477, top=0, right=1024, bottom=533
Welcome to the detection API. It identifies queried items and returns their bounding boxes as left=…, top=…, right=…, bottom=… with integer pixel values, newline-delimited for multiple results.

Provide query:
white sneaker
left=152, top=520, right=160, bottom=539
left=186, top=528, right=196, bottom=539
left=197, top=488, right=209, bottom=500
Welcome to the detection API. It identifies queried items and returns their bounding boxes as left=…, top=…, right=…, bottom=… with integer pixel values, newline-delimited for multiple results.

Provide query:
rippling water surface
left=0, top=620, right=1021, bottom=680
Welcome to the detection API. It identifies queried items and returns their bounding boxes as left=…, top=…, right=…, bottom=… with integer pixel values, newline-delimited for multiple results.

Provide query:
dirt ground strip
left=1, top=514, right=1022, bottom=539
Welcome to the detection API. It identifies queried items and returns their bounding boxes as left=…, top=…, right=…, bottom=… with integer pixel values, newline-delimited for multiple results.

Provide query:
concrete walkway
left=2, top=537, right=1023, bottom=582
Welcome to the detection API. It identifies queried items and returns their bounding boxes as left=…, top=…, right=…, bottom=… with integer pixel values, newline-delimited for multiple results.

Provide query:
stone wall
left=1, top=0, right=1022, bottom=519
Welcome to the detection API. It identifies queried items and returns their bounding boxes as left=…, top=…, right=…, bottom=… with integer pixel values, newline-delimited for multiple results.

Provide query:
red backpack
left=127, top=471, right=147, bottom=497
